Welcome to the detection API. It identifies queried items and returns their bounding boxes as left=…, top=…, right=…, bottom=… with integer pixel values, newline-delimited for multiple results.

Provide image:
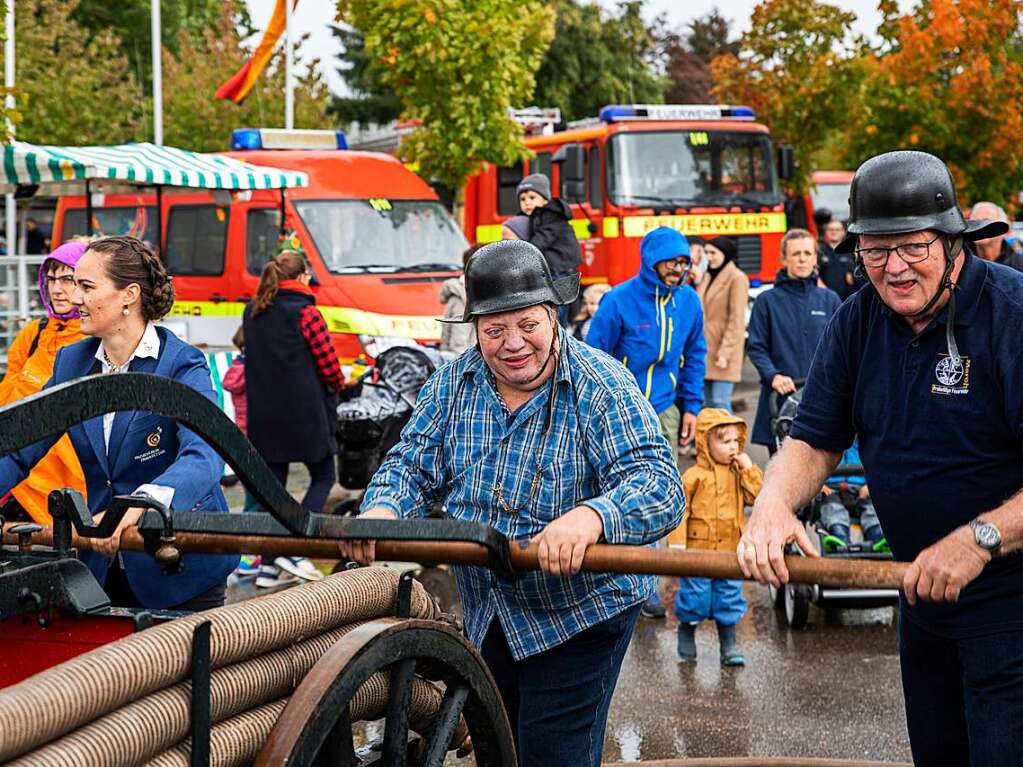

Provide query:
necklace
left=102, top=347, right=130, bottom=373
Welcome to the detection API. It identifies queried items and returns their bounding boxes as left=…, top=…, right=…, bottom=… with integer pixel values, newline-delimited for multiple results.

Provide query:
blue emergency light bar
left=598, top=104, right=756, bottom=122
left=231, top=128, right=348, bottom=151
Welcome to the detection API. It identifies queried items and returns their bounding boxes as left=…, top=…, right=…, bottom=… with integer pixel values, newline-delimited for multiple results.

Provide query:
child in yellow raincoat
left=0, top=241, right=88, bottom=522
left=668, top=408, right=763, bottom=665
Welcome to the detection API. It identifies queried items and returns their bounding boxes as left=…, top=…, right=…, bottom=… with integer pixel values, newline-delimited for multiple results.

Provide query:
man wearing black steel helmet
left=340, top=240, right=684, bottom=767
left=738, top=150, right=1023, bottom=765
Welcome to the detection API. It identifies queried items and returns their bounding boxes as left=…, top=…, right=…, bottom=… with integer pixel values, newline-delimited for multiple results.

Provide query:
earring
left=122, top=306, right=130, bottom=316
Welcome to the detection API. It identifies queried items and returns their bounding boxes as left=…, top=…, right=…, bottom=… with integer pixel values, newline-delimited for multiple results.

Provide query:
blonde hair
left=575, top=282, right=612, bottom=321
left=780, top=228, right=815, bottom=258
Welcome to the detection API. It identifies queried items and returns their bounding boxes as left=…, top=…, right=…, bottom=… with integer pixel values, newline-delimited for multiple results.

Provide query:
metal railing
left=0, top=253, right=47, bottom=362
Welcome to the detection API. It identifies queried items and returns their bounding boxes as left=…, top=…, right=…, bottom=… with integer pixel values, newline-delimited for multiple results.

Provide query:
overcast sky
left=243, top=0, right=894, bottom=98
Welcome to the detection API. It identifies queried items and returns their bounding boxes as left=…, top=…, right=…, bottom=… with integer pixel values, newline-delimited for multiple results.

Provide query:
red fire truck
left=463, top=104, right=795, bottom=287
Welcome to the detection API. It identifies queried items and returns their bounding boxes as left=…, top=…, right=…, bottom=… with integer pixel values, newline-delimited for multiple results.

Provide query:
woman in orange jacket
left=0, top=241, right=89, bottom=522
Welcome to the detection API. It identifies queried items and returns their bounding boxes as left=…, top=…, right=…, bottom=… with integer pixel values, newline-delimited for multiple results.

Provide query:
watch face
left=976, top=523, right=1001, bottom=549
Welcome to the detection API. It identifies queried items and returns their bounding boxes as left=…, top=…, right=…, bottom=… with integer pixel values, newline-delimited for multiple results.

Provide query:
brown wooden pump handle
left=3, top=527, right=908, bottom=590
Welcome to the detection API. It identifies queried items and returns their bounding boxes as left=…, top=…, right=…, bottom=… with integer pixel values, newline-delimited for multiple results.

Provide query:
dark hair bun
left=143, top=276, right=176, bottom=321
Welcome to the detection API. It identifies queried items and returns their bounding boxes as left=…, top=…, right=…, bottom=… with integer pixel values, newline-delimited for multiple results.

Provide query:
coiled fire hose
left=3, top=526, right=909, bottom=590
left=0, top=568, right=453, bottom=766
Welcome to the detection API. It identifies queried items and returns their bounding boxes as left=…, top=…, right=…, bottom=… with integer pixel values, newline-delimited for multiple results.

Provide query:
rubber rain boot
left=822, top=524, right=851, bottom=553
left=676, top=622, right=698, bottom=663
left=864, top=524, right=889, bottom=552
left=718, top=622, right=746, bottom=667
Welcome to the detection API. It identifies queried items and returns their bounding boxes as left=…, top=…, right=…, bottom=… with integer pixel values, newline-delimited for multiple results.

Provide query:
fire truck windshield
left=294, top=199, right=467, bottom=273
left=607, top=130, right=780, bottom=208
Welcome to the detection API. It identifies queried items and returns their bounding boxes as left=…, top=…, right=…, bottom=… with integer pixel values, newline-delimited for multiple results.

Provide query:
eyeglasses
left=854, top=235, right=940, bottom=268
left=45, top=275, right=76, bottom=288
left=660, top=258, right=691, bottom=271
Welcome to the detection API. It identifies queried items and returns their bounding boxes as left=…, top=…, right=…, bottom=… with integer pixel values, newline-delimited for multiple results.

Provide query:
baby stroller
left=335, top=344, right=455, bottom=502
left=334, top=343, right=462, bottom=615
left=767, top=383, right=899, bottom=628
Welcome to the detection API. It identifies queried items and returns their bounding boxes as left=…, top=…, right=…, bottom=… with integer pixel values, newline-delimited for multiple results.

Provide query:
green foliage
left=17, top=0, right=145, bottom=144
left=532, top=0, right=666, bottom=122
left=0, top=0, right=16, bottom=141
left=664, top=9, right=739, bottom=104
left=70, top=0, right=228, bottom=86
left=686, top=8, right=740, bottom=62
left=710, top=0, right=863, bottom=192
left=163, top=3, right=333, bottom=152
left=336, top=0, right=555, bottom=190
left=327, top=26, right=401, bottom=126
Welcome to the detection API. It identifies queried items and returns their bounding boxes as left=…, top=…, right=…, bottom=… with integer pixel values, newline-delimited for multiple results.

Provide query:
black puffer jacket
left=528, top=198, right=581, bottom=275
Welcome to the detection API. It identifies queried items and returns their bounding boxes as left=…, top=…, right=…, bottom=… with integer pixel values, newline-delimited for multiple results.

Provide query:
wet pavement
left=603, top=374, right=910, bottom=764
left=602, top=587, right=909, bottom=763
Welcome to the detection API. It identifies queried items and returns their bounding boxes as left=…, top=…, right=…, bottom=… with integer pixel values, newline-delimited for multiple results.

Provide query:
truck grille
left=736, top=236, right=762, bottom=276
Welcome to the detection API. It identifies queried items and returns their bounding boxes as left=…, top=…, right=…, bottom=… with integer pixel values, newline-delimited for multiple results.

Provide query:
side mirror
left=777, top=145, right=795, bottom=181
left=553, top=144, right=586, bottom=202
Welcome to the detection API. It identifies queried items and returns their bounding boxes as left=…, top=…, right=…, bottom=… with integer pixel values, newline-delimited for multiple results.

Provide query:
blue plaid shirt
left=362, top=334, right=685, bottom=660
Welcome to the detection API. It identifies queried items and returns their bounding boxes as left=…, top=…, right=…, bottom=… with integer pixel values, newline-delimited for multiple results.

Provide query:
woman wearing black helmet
left=339, top=239, right=684, bottom=767
left=739, top=150, right=1023, bottom=766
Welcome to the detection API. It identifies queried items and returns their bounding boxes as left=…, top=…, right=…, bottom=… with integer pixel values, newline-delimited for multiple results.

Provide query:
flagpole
left=5, top=0, right=24, bottom=323
left=284, top=0, right=294, bottom=129
left=151, top=0, right=163, bottom=146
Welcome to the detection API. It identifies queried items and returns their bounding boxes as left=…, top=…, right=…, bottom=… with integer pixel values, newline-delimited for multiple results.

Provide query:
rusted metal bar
left=4, top=528, right=908, bottom=590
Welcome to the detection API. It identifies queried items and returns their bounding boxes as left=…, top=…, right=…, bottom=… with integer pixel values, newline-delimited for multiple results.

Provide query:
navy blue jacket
left=0, top=328, right=237, bottom=608
left=746, top=270, right=841, bottom=445
left=791, top=252, right=1023, bottom=636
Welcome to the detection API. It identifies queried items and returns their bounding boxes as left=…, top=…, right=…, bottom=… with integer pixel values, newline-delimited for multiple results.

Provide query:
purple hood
left=38, top=241, right=88, bottom=320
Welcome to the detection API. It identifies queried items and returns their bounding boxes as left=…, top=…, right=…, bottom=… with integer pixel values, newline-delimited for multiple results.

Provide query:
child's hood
left=694, top=408, right=748, bottom=469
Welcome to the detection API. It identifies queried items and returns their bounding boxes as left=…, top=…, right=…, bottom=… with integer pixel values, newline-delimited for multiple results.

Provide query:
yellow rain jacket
left=668, top=408, right=763, bottom=551
left=0, top=317, right=87, bottom=522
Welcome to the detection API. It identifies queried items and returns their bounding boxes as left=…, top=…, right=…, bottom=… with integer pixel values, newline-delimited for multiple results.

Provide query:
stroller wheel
left=784, top=583, right=812, bottom=629
left=768, top=583, right=785, bottom=610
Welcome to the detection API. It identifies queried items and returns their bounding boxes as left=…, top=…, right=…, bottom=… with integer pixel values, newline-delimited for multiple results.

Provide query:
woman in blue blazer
left=0, top=236, right=237, bottom=610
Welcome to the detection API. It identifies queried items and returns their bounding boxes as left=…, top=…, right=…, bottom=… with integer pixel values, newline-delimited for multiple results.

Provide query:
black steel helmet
left=449, top=240, right=579, bottom=322
left=836, top=151, right=1008, bottom=254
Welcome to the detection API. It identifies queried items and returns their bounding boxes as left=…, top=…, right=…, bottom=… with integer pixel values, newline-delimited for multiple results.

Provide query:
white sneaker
left=255, top=564, right=299, bottom=589
left=274, top=556, right=323, bottom=582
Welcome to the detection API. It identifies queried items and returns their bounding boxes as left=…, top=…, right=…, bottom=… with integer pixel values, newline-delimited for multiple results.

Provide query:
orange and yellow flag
left=216, top=0, right=297, bottom=104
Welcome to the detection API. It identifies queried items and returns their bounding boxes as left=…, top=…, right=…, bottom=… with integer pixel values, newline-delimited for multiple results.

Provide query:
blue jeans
left=704, top=380, right=734, bottom=413
left=674, top=577, right=747, bottom=626
left=899, top=612, right=1023, bottom=766
left=480, top=604, right=641, bottom=767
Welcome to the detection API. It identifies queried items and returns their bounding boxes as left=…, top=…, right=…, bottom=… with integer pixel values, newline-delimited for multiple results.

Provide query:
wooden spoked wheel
left=255, top=618, right=517, bottom=767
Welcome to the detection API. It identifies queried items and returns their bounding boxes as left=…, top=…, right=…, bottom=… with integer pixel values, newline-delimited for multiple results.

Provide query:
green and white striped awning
left=0, top=141, right=308, bottom=194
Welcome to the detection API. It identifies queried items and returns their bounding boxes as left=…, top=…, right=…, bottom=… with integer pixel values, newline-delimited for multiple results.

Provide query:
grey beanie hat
left=516, top=173, right=551, bottom=201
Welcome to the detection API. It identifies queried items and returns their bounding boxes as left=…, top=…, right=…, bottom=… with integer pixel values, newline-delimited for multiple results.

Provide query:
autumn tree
left=17, top=0, right=145, bottom=144
left=842, top=0, right=1023, bottom=208
left=336, top=0, right=555, bottom=191
left=710, top=0, right=863, bottom=192
left=163, top=3, right=333, bottom=152
left=664, top=9, right=739, bottom=104
left=533, top=0, right=666, bottom=122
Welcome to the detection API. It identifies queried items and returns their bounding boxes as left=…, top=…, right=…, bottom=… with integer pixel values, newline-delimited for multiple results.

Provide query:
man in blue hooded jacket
left=588, top=227, right=706, bottom=464
left=747, top=228, right=841, bottom=450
